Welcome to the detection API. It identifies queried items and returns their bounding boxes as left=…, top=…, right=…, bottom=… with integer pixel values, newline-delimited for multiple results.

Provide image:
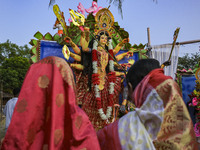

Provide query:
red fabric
left=97, top=120, right=122, bottom=150
left=108, top=49, right=114, bottom=60
left=1, top=56, right=100, bottom=150
left=132, top=68, right=172, bottom=108
left=92, top=73, right=100, bottom=84
left=92, top=49, right=98, bottom=61
left=108, top=72, right=116, bottom=82
left=75, top=71, right=121, bottom=130
left=76, top=48, right=122, bottom=130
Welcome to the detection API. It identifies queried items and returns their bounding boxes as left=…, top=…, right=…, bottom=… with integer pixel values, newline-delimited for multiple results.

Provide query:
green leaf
left=140, top=49, right=147, bottom=53
left=31, top=46, right=37, bottom=55
left=53, top=34, right=61, bottom=41
left=44, top=32, right=53, bottom=41
left=29, top=39, right=38, bottom=46
left=34, top=31, right=43, bottom=40
left=30, top=55, right=38, bottom=63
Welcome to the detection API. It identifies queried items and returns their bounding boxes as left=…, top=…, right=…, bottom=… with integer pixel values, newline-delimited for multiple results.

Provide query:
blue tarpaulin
left=181, top=75, right=196, bottom=124
left=40, top=40, right=140, bottom=105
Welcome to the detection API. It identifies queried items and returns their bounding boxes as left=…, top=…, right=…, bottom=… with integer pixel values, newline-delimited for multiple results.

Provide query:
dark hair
left=126, top=58, right=160, bottom=91
left=96, top=31, right=111, bottom=41
left=82, top=34, right=112, bottom=91
left=13, top=88, right=21, bottom=97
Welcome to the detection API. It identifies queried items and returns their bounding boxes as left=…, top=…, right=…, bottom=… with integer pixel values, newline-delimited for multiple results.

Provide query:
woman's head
left=126, top=58, right=160, bottom=99
left=13, top=88, right=21, bottom=97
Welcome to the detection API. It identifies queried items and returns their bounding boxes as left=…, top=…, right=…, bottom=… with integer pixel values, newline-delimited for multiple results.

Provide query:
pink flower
left=181, top=69, right=187, bottom=72
left=194, top=122, right=200, bottom=137
left=85, top=1, right=102, bottom=16
left=192, top=97, right=198, bottom=106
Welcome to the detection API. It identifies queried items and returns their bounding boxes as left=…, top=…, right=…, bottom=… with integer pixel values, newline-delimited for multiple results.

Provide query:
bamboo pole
left=158, top=39, right=200, bottom=46
left=147, top=27, right=151, bottom=47
left=146, top=27, right=152, bottom=56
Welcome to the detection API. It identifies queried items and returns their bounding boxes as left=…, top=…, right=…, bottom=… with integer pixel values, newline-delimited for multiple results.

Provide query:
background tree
left=0, top=40, right=31, bottom=94
left=177, top=52, right=200, bottom=70
left=0, top=40, right=30, bottom=65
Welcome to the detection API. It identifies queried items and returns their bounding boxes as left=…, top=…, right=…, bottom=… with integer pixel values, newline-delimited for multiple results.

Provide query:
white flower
left=92, top=61, right=98, bottom=73
left=94, top=84, right=100, bottom=97
left=109, top=60, right=114, bottom=72
left=106, top=106, right=112, bottom=118
left=109, top=82, right=115, bottom=94
left=98, top=108, right=107, bottom=120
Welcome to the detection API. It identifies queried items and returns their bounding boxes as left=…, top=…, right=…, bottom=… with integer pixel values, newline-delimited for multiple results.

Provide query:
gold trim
left=38, top=40, right=41, bottom=62
left=195, top=68, right=200, bottom=80
left=94, top=8, right=114, bottom=36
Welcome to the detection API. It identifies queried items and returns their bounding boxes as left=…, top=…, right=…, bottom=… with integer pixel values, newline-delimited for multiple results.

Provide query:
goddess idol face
left=100, top=34, right=108, bottom=46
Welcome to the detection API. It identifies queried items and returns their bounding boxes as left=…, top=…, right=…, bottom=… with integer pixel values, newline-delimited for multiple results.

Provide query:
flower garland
left=92, top=48, right=116, bottom=121
left=189, top=80, right=200, bottom=137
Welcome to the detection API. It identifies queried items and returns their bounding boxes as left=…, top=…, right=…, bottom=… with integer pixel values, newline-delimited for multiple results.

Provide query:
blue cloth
left=3, top=97, right=18, bottom=131
left=40, top=40, right=76, bottom=63
left=181, top=75, right=196, bottom=124
left=40, top=40, right=140, bottom=67
left=39, top=41, right=140, bottom=104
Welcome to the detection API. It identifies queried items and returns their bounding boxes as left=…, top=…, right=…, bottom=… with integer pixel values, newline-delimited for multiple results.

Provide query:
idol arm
left=80, top=27, right=90, bottom=52
left=70, top=52, right=81, bottom=62
left=70, top=63, right=84, bottom=70
left=115, top=71, right=125, bottom=77
left=64, top=37, right=81, bottom=55
left=115, top=52, right=128, bottom=61
left=113, top=38, right=129, bottom=55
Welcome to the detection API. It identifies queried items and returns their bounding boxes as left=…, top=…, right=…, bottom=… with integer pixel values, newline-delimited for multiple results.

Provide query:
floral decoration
left=92, top=48, right=115, bottom=122
left=189, top=79, right=200, bottom=137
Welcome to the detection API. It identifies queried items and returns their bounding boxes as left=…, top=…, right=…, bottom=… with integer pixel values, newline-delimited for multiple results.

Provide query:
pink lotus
left=85, top=1, right=102, bottom=16
left=181, top=69, right=187, bottom=72
left=192, top=97, right=198, bottom=106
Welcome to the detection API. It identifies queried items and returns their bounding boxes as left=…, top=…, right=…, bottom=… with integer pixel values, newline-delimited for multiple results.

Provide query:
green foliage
left=0, top=40, right=31, bottom=94
left=177, top=52, right=200, bottom=70
left=0, top=56, right=30, bottom=94
left=0, top=40, right=30, bottom=65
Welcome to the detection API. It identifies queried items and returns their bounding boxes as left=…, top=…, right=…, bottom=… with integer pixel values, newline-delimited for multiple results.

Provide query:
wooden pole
left=147, top=27, right=152, bottom=56
left=147, top=27, right=151, bottom=47
left=158, top=39, right=200, bottom=46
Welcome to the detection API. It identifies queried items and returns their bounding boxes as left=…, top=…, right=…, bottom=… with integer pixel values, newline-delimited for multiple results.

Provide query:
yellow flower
left=194, top=90, right=200, bottom=96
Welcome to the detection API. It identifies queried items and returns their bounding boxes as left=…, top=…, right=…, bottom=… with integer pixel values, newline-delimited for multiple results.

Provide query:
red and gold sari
left=97, top=68, right=197, bottom=149
left=1, top=56, right=100, bottom=150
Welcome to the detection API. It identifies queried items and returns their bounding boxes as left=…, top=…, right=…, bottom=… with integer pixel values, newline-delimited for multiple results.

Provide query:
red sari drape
left=1, top=56, right=100, bottom=150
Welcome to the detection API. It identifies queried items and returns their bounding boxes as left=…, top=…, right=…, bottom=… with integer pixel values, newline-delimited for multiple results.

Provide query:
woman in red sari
left=1, top=56, right=100, bottom=150
left=97, top=59, right=198, bottom=150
